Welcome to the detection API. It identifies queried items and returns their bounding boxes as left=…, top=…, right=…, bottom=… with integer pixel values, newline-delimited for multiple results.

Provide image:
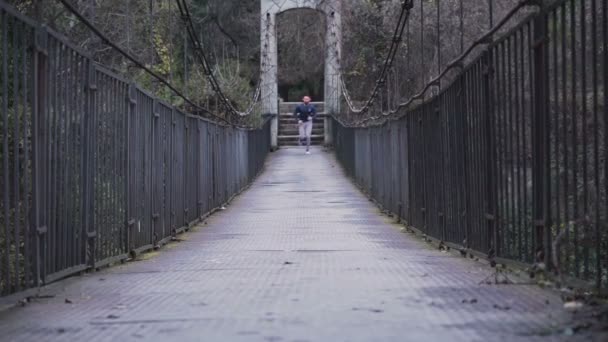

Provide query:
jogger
left=293, top=96, right=317, bottom=154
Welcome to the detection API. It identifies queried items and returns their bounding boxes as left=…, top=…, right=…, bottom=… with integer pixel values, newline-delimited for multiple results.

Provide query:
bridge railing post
left=482, top=48, right=498, bottom=259
left=126, top=83, right=137, bottom=253
left=531, top=1, right=551, bottom=267
left=32, top=24, right=48, bottom=287
left=82, top=60, right=97, bottom=269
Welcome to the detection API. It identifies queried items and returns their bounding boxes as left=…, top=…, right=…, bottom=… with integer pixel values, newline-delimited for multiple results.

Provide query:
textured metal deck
left=0, top=148, right=581, bottom=341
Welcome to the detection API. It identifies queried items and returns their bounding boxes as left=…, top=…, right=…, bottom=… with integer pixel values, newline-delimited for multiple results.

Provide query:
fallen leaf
left=493, top=304, right=511, bottom=311
left=564, top=301, right=584, bottom=311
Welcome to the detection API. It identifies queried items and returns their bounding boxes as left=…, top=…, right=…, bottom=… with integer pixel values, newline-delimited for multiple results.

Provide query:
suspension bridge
left=0, top=0, right=607, bottom=340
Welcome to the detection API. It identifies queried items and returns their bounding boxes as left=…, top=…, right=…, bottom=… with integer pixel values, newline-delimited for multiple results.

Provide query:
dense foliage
left=5, top=0, right=522, bottom=111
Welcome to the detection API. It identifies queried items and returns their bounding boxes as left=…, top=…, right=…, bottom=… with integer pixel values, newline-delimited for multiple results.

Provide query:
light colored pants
left=298, top=120, right=313, bottom=150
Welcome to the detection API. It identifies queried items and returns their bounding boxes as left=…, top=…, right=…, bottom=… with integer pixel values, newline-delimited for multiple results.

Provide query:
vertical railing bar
left=12, top=14, right=22, bottom=292
left=443, top=90, right=450, bottom=242
left=601, top=0, right=608, bottom=289
left=469, top=66, right=477, bottom=249
left=569, top=0, right=580, bottom=277
left=71, top=51, right=79, bottom=267
left=438, top=94, right=446, bottom=242
left=21, top=20, right=31, bottom=288
left=90, top=68, right=100, bottom=262
left=170, top=107, right=175, bottom=233
left=421, top=107, right=428, bottom=235
left=97, top=73, right=105, bottom=261
left=590, top=0, right=601, bottom=288
left=497, top=41, right=506, bottom=255
left=147, top=95, right=153, bottom=245
left=524, top=21, right=533, bottom=261
left=151, top=99, right=157, bottom=244
left=46, top=37, right=55, bottom=275
left=515, top=27, right=523, bottom=260
left=560, top=2, right=571, bottom=276
left=47, top=32, right=55, bottom=278
left=123, top=82, right=128, bottom=255
left=112, top=78, right=120, bottom=256
left=77, top=53, right=85, bottom=262
left=117, top=81, right=123, bottom=254
left=112, top=78, right=119, bottom=256
left=579, top=0, right=590, bottom=280
left=508, top=36, right=517, bottom=257
left=130, top=88, right=136, bottom=251
left=550, top=7, right=561, bottom=267
left=64, top=48, right=71, bottom=267
left=34, top=24, right=48, bottom=288
left=100, top=75, right=107, bottom=259
left=73, top=52, right=81, bottom=264
left=532, top=2, right=550, bottom=267
left=59, top=42, right=68, bottom=272
left=542, top=4, right=553, bottom=269
left=66, top=49, right=75, bottom=268
left=56, top=41, right=65, bottom=273
left=82, top=60, right=93, bottom=268
left=484, top=45, right=497, bottom=259
left=464, top=71, right=472, bottom=248
left=106, top=75, right=113, bottom=258
left=463, top=69, right=475, bottom=248
left=46, top=36, right=55, bottom=279
left=75, top=54, right=82, bottom=264
left=407, top=113, right=413, bottom=229
left=2, top=10, right=11, bottom=294
left=72, top=53, right=79, bottom=264
left=126, top=83, right=135, bottom=254
left=183, top=111, right=187, bottom=228
left=478, top=61, right=487, bottom=250
left=99, top=77, right=106, bottom=257
left=489, top=47, right=498, bottom=254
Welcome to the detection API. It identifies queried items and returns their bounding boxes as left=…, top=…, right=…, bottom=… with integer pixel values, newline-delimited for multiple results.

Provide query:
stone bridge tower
left=260, top=0, right=342, bottom=148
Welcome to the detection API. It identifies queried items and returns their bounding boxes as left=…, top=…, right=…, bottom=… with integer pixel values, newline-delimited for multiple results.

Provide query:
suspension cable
left=175, top=0, right=262, bottom=118
left=55, top=0, right=235, bottom=126
left=353, top=0, right=534, bottom=126
left=339, top=0, right=414, bottom=115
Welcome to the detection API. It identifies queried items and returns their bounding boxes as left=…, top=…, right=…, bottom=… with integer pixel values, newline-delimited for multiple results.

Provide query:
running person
left=293, top=96, right=317, bottom=154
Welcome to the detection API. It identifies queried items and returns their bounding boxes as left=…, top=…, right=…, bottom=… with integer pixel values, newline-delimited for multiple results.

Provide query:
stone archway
left=260, top=0, right=342, bottom=148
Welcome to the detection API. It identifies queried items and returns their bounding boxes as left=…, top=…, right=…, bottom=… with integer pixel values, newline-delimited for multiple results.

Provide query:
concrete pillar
left=324, top=2, right=341, bottom=116
left=260, top=9, right=278, bottom=149
left=323, top=3, right=341, bottom=145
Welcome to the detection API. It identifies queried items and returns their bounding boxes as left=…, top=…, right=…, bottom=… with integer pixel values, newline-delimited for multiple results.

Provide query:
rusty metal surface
left=0, top=148, right=582, bottom=341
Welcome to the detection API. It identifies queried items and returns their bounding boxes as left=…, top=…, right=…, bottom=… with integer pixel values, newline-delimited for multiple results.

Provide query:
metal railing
left=334, top=0, right=607, bottom=289
left=0, top=3, right=271, bottom=296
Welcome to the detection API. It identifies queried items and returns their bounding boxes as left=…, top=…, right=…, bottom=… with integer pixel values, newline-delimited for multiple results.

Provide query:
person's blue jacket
left=294, top=103, right=317, bottom=122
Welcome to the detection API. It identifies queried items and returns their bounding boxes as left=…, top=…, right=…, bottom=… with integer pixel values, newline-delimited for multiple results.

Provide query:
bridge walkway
left=0, top=148, right=576, bottom=341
